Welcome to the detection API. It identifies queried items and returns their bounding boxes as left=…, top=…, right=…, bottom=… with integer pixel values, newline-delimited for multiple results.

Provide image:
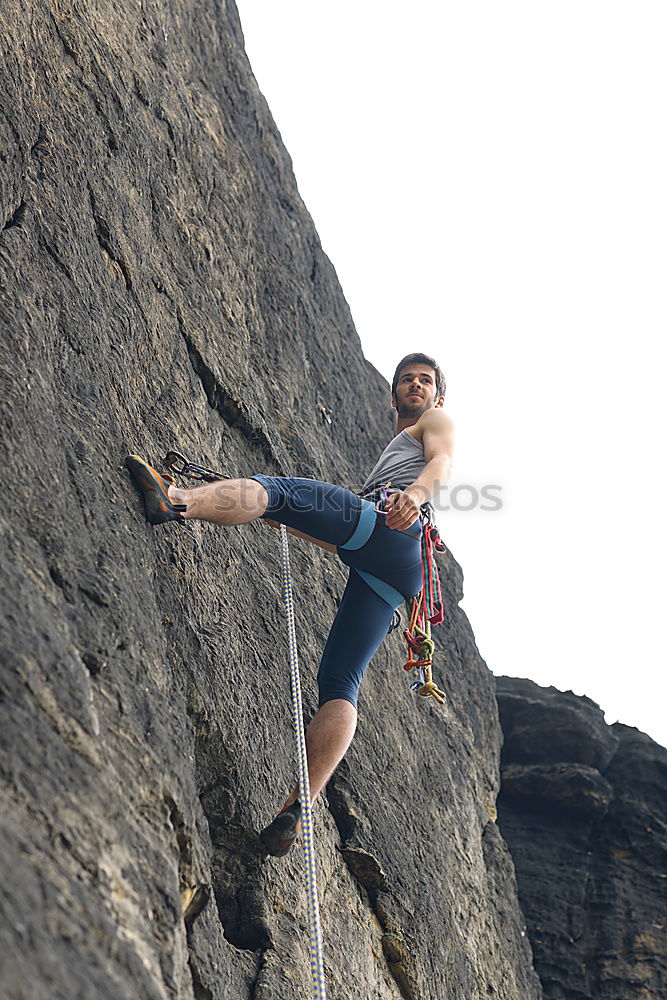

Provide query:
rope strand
left=278, top=525, right=327, bottom=1000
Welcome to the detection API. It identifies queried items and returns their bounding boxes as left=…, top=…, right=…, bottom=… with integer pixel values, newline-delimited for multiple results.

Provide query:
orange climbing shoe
left=126, top=454, right=187, bottom=525
left=260, top=801, right=302, bottom=857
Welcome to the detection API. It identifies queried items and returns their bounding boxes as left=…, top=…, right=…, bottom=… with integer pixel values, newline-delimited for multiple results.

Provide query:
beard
left=396, top=394, right=431, bottom=419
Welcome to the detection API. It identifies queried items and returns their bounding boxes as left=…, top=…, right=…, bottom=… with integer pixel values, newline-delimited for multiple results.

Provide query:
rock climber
left=126, top=352, right=454, bottom=856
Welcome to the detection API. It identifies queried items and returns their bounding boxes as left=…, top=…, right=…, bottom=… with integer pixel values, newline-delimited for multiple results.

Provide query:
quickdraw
left=402, top=512, right=447, bottom=705
left=161, top=449, right=226, bottom=483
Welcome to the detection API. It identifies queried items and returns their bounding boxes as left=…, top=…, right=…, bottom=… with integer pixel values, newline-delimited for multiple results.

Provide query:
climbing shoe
left=260, top=801, right=302, bottom=858
left=126, top=454, right=187, bottom=525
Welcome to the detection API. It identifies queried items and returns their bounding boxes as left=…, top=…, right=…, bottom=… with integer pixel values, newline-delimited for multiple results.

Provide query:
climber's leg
left=260, top=700, right=357, bottom=856
left=168, top=473, right=362, bottom=543
left=126, top=455, right=270, bottom=527
left=281, top=570, right=396, bottom=810
left=260, top=569, right=396, bottom=856
left=248, top=475, right=362, bottom=546
left=167, top=478, right=268, bottom=524
left=281, top=698, right=358, bottom=810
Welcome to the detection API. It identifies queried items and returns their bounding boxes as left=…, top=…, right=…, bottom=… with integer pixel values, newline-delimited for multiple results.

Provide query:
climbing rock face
left=496, top=676, right=667, bottom=1000
left=0, top=2, right=542, bottom=998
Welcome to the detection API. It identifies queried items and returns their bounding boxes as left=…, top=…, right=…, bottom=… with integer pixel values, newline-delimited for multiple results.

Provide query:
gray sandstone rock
left=496, top=676, right=667, bottom=1000
left=0, top=3, right=539, bottom=998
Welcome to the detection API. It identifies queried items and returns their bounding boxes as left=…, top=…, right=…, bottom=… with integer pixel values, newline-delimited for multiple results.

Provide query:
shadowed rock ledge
left=0, top=2, right=539, bottom=998
left=496, top=677, right=667, bottom=1000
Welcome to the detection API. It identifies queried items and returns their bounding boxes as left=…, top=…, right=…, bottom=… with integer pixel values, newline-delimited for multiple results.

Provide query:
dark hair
left=391, top=353, right=446, bottom=399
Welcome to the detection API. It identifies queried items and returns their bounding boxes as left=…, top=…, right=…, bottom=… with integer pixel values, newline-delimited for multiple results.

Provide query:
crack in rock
left=2, top=199, right=27, bottom=233
left=88, top=187, right=132, bottom=287
left=326, top=778, right=420, bottom=999
left=166, top=795, right=214, bottom=998
left=177, top=308, right=283, bottom=469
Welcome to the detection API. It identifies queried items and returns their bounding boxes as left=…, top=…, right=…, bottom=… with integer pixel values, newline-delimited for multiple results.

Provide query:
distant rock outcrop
left=496, top=676, right=667, bottom=1000
left=0, top=3, right=540, bottom=998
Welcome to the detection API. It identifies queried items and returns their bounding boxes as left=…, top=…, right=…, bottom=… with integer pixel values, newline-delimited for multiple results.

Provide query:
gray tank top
left=361, top=429, right=426, bottom=495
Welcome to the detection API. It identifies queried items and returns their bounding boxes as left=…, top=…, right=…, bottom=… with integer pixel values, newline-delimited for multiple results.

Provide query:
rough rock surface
left=0, top=3, right=540, bottom=999
left=496, top=677, right=667, bottom=1000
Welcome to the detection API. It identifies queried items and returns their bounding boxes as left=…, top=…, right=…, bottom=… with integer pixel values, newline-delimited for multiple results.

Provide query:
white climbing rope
left=278, top=525, right=327, bottom=1000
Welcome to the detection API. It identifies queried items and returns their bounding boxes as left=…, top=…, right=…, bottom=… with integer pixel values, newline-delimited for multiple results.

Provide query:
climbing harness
left=161, top=449, right=327, bottom=999
left=278, top=525, right=327, bottom=1000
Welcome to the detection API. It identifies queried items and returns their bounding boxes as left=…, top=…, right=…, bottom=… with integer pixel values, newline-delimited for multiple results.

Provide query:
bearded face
left=392, top=365, right=442, bottom=418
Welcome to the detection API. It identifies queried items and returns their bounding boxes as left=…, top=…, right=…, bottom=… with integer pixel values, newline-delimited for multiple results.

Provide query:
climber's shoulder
left=410, top=407, right=454, bottom=441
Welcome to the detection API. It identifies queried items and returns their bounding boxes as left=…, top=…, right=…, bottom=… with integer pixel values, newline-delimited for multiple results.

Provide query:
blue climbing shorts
left=250, top=475, right=423, bottom=708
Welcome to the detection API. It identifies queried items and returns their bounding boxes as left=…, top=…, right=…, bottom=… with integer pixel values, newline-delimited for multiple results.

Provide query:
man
left=126, top=352, right=454, bottom=855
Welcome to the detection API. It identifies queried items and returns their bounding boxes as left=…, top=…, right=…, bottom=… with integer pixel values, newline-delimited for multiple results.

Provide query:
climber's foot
left=126, top=455, right=187, bottom=525
left=260, top=801, right=302, bottom=857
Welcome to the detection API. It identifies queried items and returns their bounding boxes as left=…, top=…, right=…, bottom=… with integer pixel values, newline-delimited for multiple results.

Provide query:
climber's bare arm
left=385, top=410, right=454, bottom=530
left=406, top=409, right=454, bottom=504
left=264, top=519, right=337, bottom=553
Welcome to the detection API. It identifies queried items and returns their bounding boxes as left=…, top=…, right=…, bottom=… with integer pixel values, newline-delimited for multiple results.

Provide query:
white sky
left=235, top=1, right=667, bottom=748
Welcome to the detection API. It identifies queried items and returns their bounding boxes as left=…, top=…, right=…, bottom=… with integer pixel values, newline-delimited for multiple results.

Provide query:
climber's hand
left=384, top=490, right=420, bottom=530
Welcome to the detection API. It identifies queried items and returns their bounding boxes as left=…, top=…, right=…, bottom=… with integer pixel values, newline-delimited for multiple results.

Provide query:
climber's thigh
left=249, top=475, right=362, bottom=547
left=337, top=509, right=423, bottom=604
left=317, top=569, right=395, bottom=709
